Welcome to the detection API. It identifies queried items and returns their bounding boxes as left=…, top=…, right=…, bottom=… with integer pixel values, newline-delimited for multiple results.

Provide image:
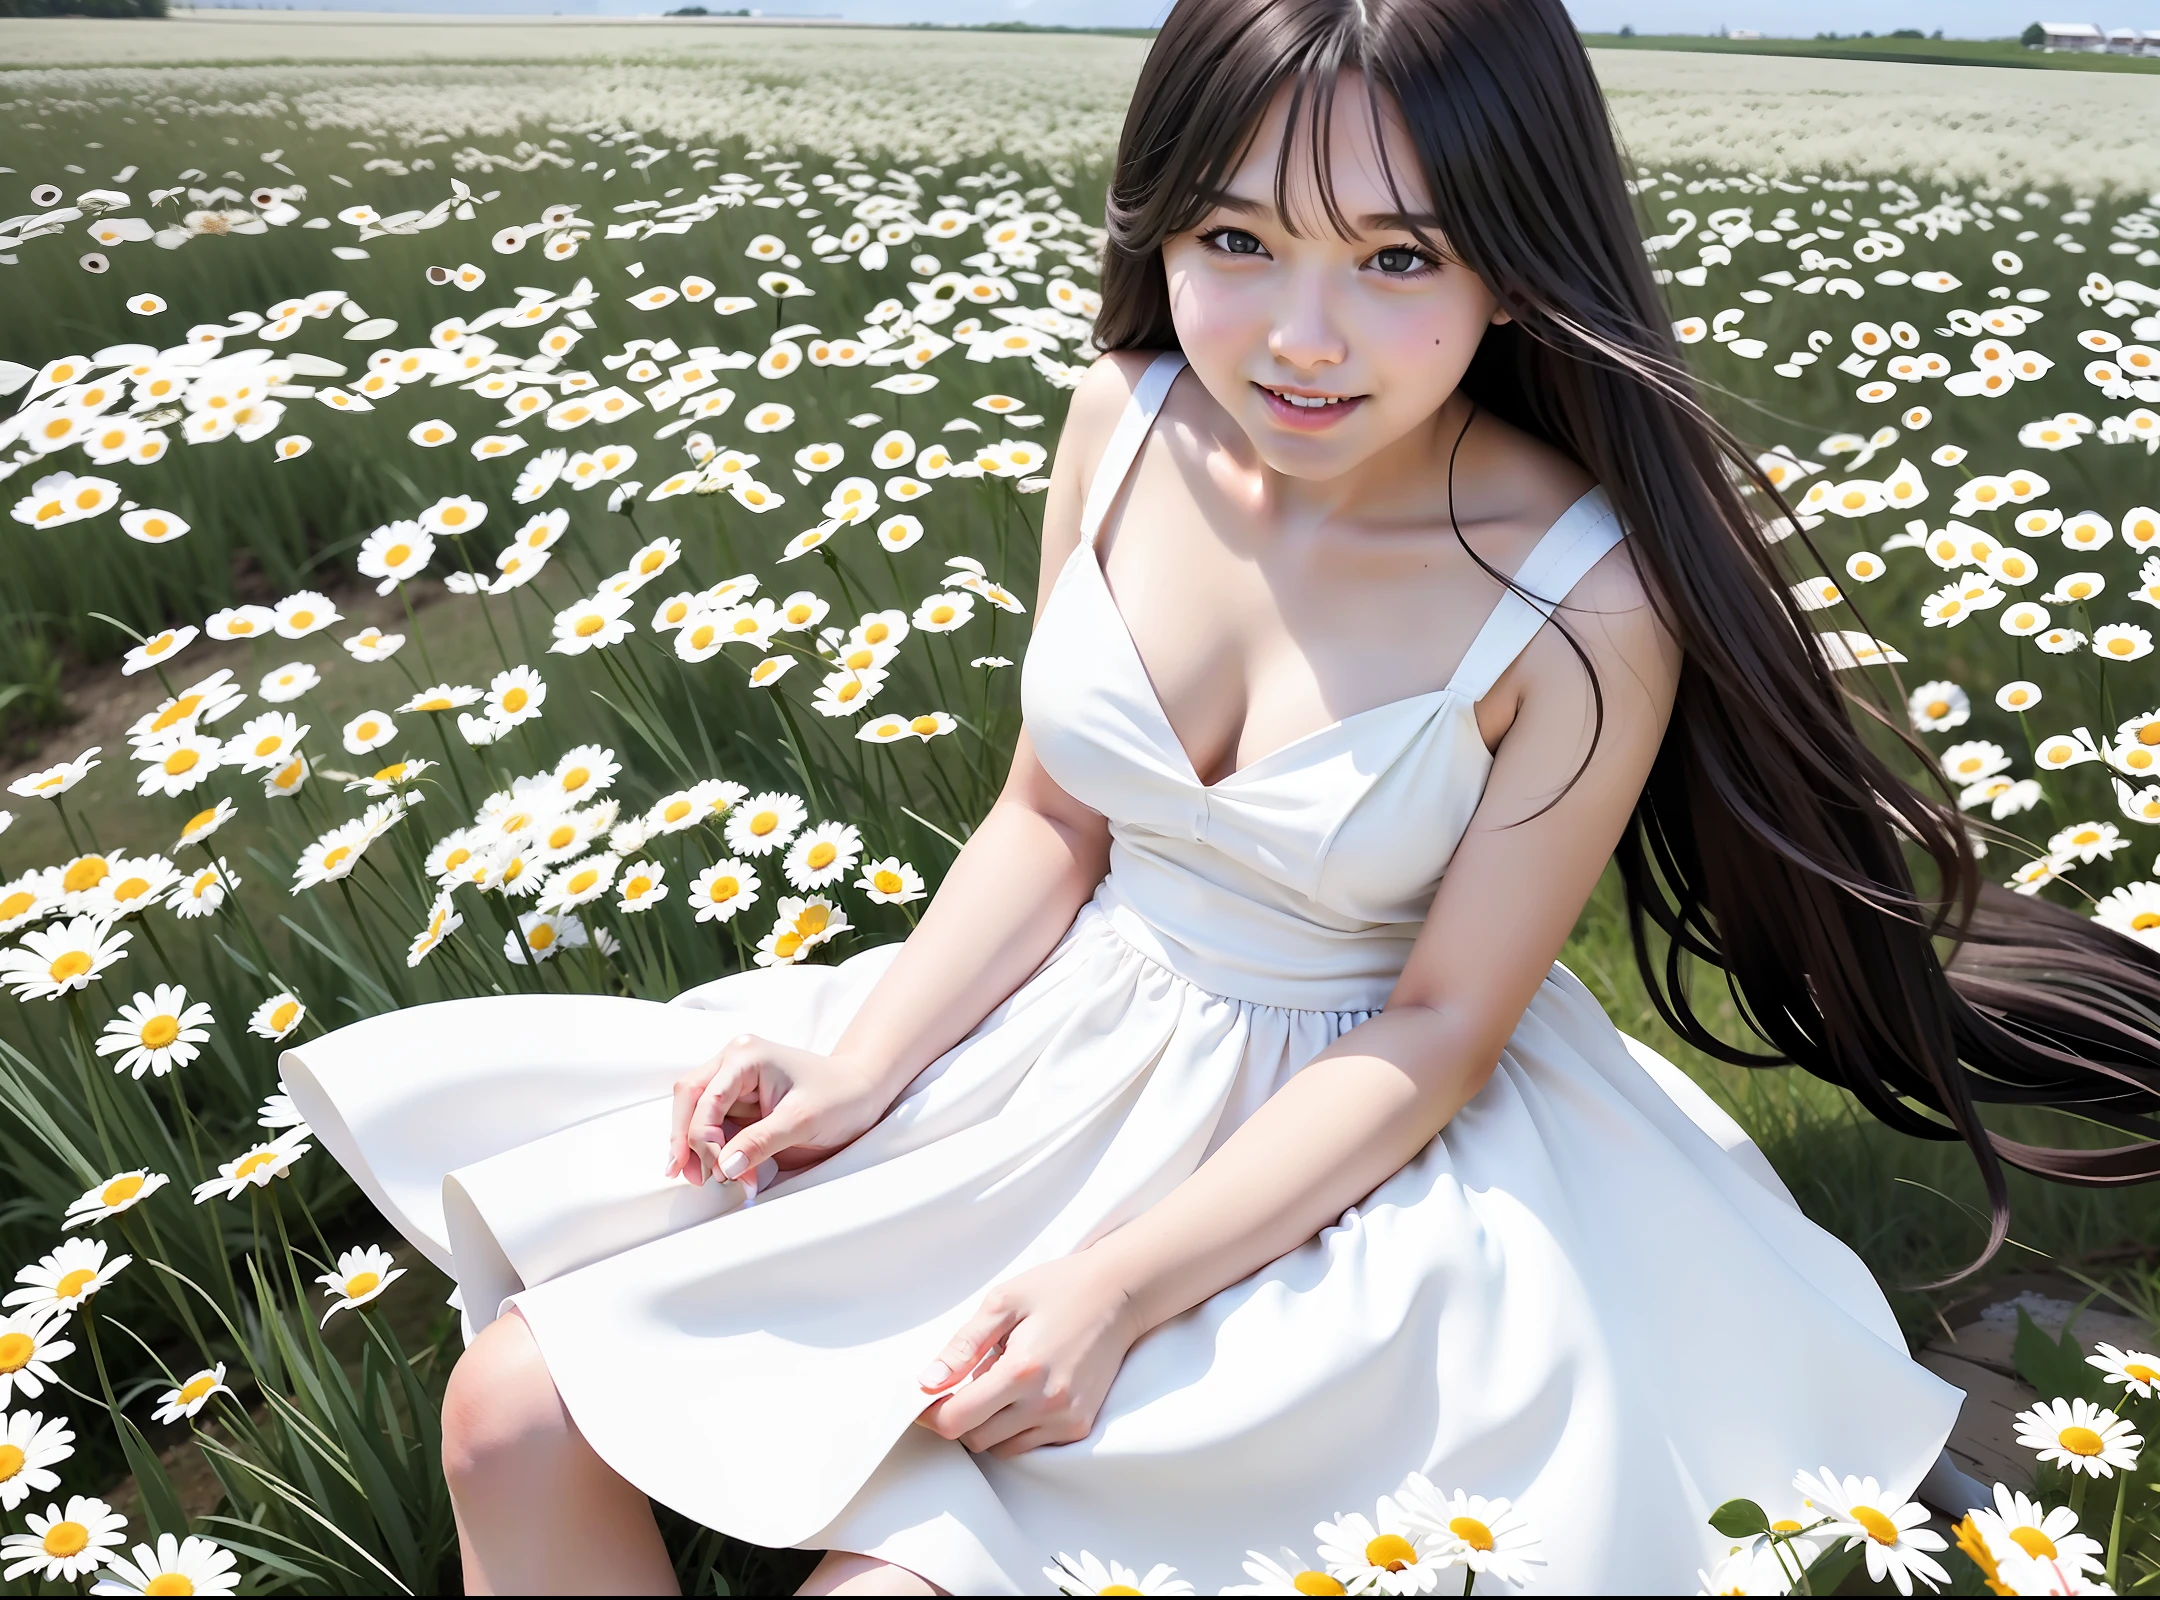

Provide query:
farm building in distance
left=2036, top=21, right=2160, bottom=53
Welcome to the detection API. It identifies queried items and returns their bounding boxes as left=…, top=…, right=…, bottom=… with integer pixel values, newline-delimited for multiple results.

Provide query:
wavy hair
left=1093, top=0, right=2160, bottom=1269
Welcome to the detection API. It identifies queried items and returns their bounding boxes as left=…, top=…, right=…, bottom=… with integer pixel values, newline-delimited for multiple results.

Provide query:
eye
left=1369, top=245, right=1437, bottom=277
left=1197, top=225, right=1268, bottom=259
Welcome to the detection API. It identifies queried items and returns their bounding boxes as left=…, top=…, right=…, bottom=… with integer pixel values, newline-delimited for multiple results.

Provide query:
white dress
left=283, top=351, right=1961, bottom=1595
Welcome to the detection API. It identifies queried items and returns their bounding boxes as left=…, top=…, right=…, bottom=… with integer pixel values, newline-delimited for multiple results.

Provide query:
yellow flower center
left=864, top=623, right=890, bottom=643
left=1292, top=1575, right=1346, bottom=1597
left=321, top=846, right=352, bottom=872
left=626, top=875, right=653, bottom=898
left=1850, top=1505, right=1900, bottom=1544
left=837, top=680, right=862, bottom=702
left=640, top=550, right=666, bottom=574
left=146, top=635, right=175, bottom=656
left=1448, top=1516, right=1495, bottom=1553
left=795, top=904, right=830, bottom=936
left=804, top=842, right=836, bottom=871
left=139, top=1015, right=181, bottom=1049
left=234, top=1149, right=280, bottom=1179
left=269, top=1000, right=299, bottom=1032
left=1098, top=1589, right=1141, bottom=1597
left=228, top=618, right=255, bottom=635
left=344, top=1271, right=381, bottom=1299
left=273, top=759, right=302, bottom=788
left=0, top=891, right=30, bottom=920
left=442, top=506, right=468, bottom=528
left=2111, top=638, right=2136, bottom=656
left=751, top=811, right=779, bottom=835
left=112, top=876, right=152, bottom=904
left=2133, top=913, right=2160, bottom=931
left=689, top=625, right=717, bottom=649
left=2060, top=1425, right=2105, bottom=1456
left=55, top=1267, right=98, bottom=1300
left=183, top=806, right=221, bottom=836
left=415, top=697, right=452, bottom=711
left=163, top=748, right=199, bottom=776
left=873, top=870, right=903, bottom=895
left=788, top=604, right=812, bottom=623
left=733, top=617, right=761, bottom=636
left=144, top=1572, right=196, bottom=1594
left=289, top=610, right=315, bottom=629
left=384, top=542, right=412, bottom=567
left=772, top=930, right=804, bottom=959
left=562, top=767, right=590, bottom=792
left=1770, top=1520, right=1803, bottom=1533
left=1925, top=700, right=1949, bottom=718
left=527, top=923, right=556, bottom=950
left=102, top=1174, right=145, bottom=1206
left=547, top=825, right=577, bottom=850
left=0, top=1332, right=32, bottom=1372
left=501, top=688, right=529, bottom=714
left=49, top=951, right=93, bottom=983
left=930, top=605, right=955, bottom=624
left=177, top=1372, right=219, bottom=1404
left=567, top=869, right=599, bottom=895
left=1363, top=1533, right=1418, bottom=1572
left=375, top=764, right=408, bottom=785
left=574, top=612, right=610, bottom=639
left=2125, top=1362, right=2159, bottom=1383
left=710, top=876, right=740, bottom=901
left=355, top=720, right=379, bottom=740
left=2009, top=1526, right=2059, bottom=1560
left=64, top=856, right=111, bottom=892
left=42, top=1521, right=89, bottom=1559
left=0, top=1444, right=23, bottom=1481
left=910, top=715, right=941, bottom=736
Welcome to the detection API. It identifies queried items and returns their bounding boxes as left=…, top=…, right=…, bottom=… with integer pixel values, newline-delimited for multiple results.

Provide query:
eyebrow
left=1200, top=188, right=1441, bottom=234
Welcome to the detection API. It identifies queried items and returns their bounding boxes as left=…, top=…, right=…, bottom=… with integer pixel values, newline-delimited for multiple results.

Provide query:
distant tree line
left=0, top=0, right=166, bottom=13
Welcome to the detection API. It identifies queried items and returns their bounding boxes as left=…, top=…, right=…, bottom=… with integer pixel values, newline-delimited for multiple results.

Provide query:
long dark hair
left=1095, top=0, right=2160, bottom=1266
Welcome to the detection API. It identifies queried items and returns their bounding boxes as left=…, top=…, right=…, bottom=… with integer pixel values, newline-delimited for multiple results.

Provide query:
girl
left=285, top=0, right=2160, bottom=1592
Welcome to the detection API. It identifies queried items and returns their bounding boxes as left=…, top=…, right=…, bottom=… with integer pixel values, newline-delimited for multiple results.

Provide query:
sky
left=190, top=0, right=2160, bottom=37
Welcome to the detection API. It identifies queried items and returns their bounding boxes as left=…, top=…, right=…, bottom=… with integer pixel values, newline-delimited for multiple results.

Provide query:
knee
left=441, top=1313, right=567, bottom=1491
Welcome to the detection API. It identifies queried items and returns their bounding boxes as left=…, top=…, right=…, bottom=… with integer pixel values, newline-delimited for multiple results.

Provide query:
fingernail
left=718, top=1149, right=748, bottom=1180
left=917, top=1360, right=950, bottom=1389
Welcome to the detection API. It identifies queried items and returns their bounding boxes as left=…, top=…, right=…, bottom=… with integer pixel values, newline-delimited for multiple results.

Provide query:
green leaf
left=1709, top=1497, right=1771, bottom=1537
left=1804, top=1538, right=1865, bottom=1593
left=113, top=1410, right=190, bottom=1537
left=2012, top=1305, right=2108, bottom=1403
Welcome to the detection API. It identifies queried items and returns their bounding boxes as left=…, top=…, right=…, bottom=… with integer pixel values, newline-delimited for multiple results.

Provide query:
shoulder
left=1056, top=349, right=1167, bottom=481
left=1523, top=493, right=1678, bottom=699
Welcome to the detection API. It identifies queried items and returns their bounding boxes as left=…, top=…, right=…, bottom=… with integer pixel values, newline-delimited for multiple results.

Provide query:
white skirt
left=281, top=901, right=1960, bottom=1594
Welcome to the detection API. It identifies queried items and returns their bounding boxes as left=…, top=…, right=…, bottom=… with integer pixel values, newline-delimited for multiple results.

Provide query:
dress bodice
left=1021, top=351, right=1625, bottom=1011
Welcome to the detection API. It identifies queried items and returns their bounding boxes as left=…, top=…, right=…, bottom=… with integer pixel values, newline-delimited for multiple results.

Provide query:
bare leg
left=796, top=1550, right=945, bottom=1595
left=441, top=1310, right=679, bottom=1596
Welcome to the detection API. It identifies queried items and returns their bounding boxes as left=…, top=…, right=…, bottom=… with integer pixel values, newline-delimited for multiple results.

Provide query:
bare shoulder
left=1056, top=349, right=1162, bottom=479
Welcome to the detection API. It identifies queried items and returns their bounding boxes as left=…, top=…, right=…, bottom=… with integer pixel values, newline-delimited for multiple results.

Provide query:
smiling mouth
left=1259, top=383, right=1357, bottom=409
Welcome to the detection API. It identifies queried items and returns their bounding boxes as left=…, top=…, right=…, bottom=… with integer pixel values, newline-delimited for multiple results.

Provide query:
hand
left=912, top=1252, right=1141, bottom=1458
left=665, top=1033, right=894, bottom=1190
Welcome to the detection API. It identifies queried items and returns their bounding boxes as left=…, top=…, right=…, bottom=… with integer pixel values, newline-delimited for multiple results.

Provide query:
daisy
left=122, top=628, right=195, bottom=675
left=174, top=797, right=238, bottom=849
left=2094, top=623, right=2154, bottom=663
left=2088, top=1341, right=2160, bottom=1399
left=204, top=604, right=276, bottom=642
left=724, top=791, right=807, bottom=856
left=1997, top=681, right=2044, bottom=714
left=553, top=745, right=620, bottom=803
left=747, top=655, right=796, bottom=688
left=95, top=984, right=214, bottom=1078
left=340, top=710, right=396, bottom=756
left=1391, top=1475, right=1546, bottom=1589
left=676, top=615, right=728, bottom=662
left=4, top=1237, right=131, bottom=1319
left=857, top=857, right=926, bottom=905
left=1042, top=1551, right=1192, bottom=1595
left=1939, top=741, right=2012, bottom=785
left=616, top=861, right=667, bottom=912
left=906, top=712, right=958, bottom=742
left=257, top=1093, right=308, bottom=1134
left=89, top=855, right=181, bottom=920
left=0, top=1409, right=73, bottom=1511
left=2015, top=1396, right=2143, bottom=1477
left=688, top=860, right=760, bottom=924
left=8, top=746, right=101, bottom=799
left=857, top=715, right=913, bottom=745
left=0, top=1310, right=74, bottom=1405
left=718, top=598, right=783, bottom=649
left=1966, top=1484, right=2103, bottom=1580
left=271, top=591, right=340, bottom=639
left=1791, top=1468, right=1949, bottom=1596
left=168, top=859, right=239, bottom=918
left=0, top=915, right=131, bottom=1002
left=776, top=590, right=830, bottom=632
left=913, top=590, right=975, bottom=632
left=190, top=1130, right=311, bottom=1203
left=1313, top=1506, right=1447, bottom=1595
left=418, top=494, right=486, bottom=536
left=1908, top=681, right=1969, bottom=732
left=348, top=758, right=436, bottom=798
left=135, top=732, right=222, bottom=798
left=400, top=683, right=483, bottom=714
left=248, top=991, right=305, bottom=1040
left=539, top=854, right=619, bottom=914
left=505, top=911, right=587, bottom=964
left=150, top=1363, right=232, bottom=1425
left=813, top=666, right=887, bottom=717
left=1221, top=1547, right=1345, bottom=1595
left=625, top=536, right=681, bottom=584
left=316, top=1244, right=405, bottom=1326
left=0, top=870, right=60, bottom=935
left=2011, top=855, right=2074, bottom=896
left=852, top=609, right=911, bottom=649
left=487, top=665, right=547, bottom=726
left=59, top=853, right=114, bottom=905
left=90, top=1532, right=241, bottom=1597
left=2049, top=821, right=2125, bottom=863
left=258, top=661, right=320, bottom=702
left=291, top=822, right=372, bottom=893
left=406, top=894, right=461, bottom=967
left=783, top=822, right=862, bottom=891
left=2036, top=730, right=2102, bottom=770
left=1, top=1495, right=127, bottom=1583
left=513, top=449, right=568, bottom=503
left=343, top=627, right=406, bottom=663
left=64, top=1170, right=169, bottom=1229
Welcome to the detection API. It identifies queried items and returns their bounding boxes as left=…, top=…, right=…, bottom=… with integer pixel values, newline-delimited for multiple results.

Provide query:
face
left=1161, top=73, right=1507, bottom=483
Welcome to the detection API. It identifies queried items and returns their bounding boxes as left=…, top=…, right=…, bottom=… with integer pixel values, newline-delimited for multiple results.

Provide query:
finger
left=683, top=1051, right=763, bottom=1156
left=712, top=1099, right=810, bottom=1184
left=988, top=1423, right=1081, bottom=1459
left=917, top=1302, right=1020, bottom=1393
left=666, top=1053, right=726, bottom=1177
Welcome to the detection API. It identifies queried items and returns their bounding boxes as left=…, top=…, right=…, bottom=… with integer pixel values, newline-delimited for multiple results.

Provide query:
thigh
left=795, top=1550, right=944, bottom=1596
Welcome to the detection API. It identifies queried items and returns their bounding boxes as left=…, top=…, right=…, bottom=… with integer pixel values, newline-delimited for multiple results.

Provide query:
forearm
left=1087, top=1006, right=1495, bottom=1337
left=830, top=793, right=1108, bottom=1100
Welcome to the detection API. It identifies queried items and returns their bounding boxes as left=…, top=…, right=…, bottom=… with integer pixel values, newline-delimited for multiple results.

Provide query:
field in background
left=1587, top=30, right=2160, bottom=73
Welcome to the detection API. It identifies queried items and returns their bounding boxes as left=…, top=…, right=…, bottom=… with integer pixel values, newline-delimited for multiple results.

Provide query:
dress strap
left=1078, top=350, right=1188, bottom=547
left=1444, top=488, right=1625, bottom=701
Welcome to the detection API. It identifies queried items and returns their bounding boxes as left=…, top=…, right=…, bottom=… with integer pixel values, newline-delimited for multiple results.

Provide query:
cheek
left=1164, top=255, right=1262, bottom=357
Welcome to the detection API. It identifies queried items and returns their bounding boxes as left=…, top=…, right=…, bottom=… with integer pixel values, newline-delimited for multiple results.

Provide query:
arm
left=914, top=543, right=1683, bottom=1453
left=665, top=355, right=1155, bottom=1185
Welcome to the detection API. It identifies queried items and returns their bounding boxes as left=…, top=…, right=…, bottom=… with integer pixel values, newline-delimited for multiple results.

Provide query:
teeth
left=1270, top=388, right=1345, bottom=409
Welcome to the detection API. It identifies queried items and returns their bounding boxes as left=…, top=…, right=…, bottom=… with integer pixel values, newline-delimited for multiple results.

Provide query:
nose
left=1266, top=268, right=1348, bottom=376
